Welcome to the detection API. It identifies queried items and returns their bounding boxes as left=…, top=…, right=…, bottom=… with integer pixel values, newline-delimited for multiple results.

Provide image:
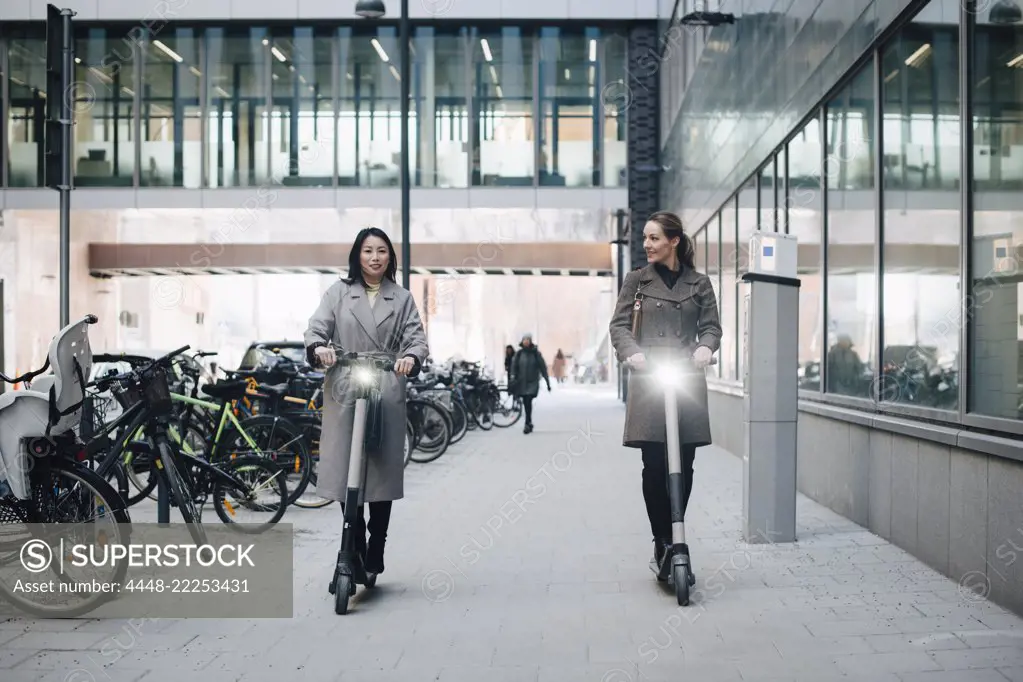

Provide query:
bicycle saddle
left=200, top=380, right=250, bottom=401
left=259, top=382, right=291, bottom=395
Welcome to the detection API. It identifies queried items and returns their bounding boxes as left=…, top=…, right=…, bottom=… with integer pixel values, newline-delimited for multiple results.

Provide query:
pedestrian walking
left=508, top=333, right=551, bottom=434
left=552, top=349, right=567, bottom=384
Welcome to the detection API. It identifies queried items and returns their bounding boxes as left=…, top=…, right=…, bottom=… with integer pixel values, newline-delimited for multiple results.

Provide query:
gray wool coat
left=304, top=278, right=429, bottom=502
left=608, top=263, right=722, bottom=449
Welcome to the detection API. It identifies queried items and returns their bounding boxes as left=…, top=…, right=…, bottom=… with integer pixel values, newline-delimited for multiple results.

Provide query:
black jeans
left=641, top=442, right=696, bottom=541
left=341, top=501, right=392, bottom=555
left=522, top=396, right=533, bottom=424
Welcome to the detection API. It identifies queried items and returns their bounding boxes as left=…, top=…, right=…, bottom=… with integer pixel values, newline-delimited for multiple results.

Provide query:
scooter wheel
left=334, top=576, right=352, bottom=614
left=673, top=565, right=690, bottom=606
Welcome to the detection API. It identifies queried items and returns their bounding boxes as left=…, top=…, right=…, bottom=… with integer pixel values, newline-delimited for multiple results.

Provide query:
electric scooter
left=321, top=347, right=403, bottom=615
left=629, top=353, right=716, bottom=607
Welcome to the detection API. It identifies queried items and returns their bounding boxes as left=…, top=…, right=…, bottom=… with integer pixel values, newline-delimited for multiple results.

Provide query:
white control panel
left=749, top=231, right=798, bottom=278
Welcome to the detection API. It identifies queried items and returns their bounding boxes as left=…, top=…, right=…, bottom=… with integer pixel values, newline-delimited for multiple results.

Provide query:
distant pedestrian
left=509, top=333, right=551, bottom=434
left=504, top=344, right=515, bottom=384
left=552, top=349, right=567, bottom=384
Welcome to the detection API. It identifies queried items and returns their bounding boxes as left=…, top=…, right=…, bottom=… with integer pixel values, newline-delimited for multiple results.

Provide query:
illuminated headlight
left=353, top=367, right=375, bottom=385
left=653, top=364, right=683, bottom=387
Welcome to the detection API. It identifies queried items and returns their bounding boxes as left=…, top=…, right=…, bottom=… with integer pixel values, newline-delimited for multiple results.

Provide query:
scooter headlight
left=653, top=364, right=684, bottom=388
left=352, top=367, right=376, bottom=385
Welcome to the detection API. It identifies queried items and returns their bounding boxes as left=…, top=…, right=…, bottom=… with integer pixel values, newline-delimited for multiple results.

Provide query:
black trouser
left=341, top=501, right=392, bottom=555
left=522, top=396, right=533, bottom=424
left=641, top=442, right=696, bottom=541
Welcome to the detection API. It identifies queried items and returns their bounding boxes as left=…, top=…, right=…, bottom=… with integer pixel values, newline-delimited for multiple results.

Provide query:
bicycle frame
left=169, top=392, right=261, bottom=456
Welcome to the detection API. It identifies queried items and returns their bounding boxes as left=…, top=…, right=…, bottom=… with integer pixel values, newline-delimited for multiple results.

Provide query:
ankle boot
left=365, top=537, right=385, bottom=575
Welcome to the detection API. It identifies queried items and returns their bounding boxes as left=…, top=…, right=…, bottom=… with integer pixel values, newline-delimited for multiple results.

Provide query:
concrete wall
left=707, top=386, right=1023, bottom=618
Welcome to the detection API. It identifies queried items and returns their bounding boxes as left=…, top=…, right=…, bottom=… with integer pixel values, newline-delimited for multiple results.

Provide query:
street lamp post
left=356, top=0, right=411, bottom=291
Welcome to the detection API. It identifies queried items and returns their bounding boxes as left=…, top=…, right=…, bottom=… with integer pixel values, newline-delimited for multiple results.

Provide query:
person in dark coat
left=509, top=333, right=551, bottom=434
left=504, top=344, right=516, bottom=383
left=608, top=210, right=721, bottom=576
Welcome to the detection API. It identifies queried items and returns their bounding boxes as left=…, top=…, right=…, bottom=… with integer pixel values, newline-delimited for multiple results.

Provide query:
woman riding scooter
left=304, top=227, right=429, bottom=577
left=608, top=210, right=721, bottom=579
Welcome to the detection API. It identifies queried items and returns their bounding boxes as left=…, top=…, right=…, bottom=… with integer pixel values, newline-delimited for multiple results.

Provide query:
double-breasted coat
left=304, top=278, right=429, bottom=502
left=608, top=263, right=722, bottom=448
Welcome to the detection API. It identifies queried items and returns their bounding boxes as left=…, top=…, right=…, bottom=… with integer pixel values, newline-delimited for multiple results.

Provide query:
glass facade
left=0, top=22, right=627, bottom=189
left=687, top=0, right=1023, bottom=433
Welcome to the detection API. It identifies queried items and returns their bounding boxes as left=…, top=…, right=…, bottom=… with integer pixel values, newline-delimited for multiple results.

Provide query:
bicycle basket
left=112, top=380, right=144, bottom=410
left=141, top=366, right=173, bottom=408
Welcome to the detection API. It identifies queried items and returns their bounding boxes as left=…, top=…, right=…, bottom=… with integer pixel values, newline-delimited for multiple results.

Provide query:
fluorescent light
left=121, top=86, right=134, bottom=96
left=271, top=46, right=287, bottom=63
left=481, top=38, right=493, bottom=62
left=905, top=43, right=931, bottom=67
left=190, top=66, right=202, bottom=77
left=489, top=65, right=498, bottom=83
left=1008, top=53, right=1023, bottom=67
left=152, top=40, right=183, bottom=63
left=215, top=86, right=230, bottom=97
left=74, top=57, right=81, bottom=64
left=588, top=85, right=594, bottom=98
left=371, top=38, right=390, bottom=62
left=495, top=85, right=503, bottom=98
left=346, top=72, right=353, bottom=80
left=262, top=38, right=269, bottom=46
left=589, top=39, right=597, bottom=62
left=884, top=69, right=898, bottom=83
left=389, top=64, right=401, bottom=81
left=299, top=74, right=307, bottom=84
left=89, top=67, right=113, bottom=84
left=564, top=68, right=570, bottom=80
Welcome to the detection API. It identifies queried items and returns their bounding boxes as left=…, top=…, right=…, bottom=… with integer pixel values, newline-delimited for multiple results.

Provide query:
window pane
left=736, top=176, right=756, bottom=380
left=825, top=61, right=876, bottom=398
left=970, top=8, right=1023, bottom=421
left=720, top=198, right=738, bottom=381
left=471, top=28, right=534, bottom=186
left=539, top=27, right=599, bottom=187
left=759, top=159, right=776, bottom=231
left=141, top=28, right=201, bottom=187
left=268, top=27, right=334, bottom=187
left=881, top=0, right=960, bottom=409
left=6, top=32, right=46, bottom=187
left=706, top=213, right=721, bottom=378
left=74, top=28, right=136, bottom=187
left=603, top=32, right=627, bottom=187
left=789, top=116, right=824, bottom=390
left=414, top=27, right=469, bottom=188
left=205, top=27, right=270, bottom=188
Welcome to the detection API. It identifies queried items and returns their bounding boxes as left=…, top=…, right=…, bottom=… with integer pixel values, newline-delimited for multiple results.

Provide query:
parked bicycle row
left=0, top=316, right=521, bottom=617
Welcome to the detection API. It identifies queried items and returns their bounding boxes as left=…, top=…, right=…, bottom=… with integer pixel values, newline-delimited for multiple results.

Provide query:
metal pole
left=59, top=10, right=73, bottom=329
left=400, top=0, right=411, bottom=289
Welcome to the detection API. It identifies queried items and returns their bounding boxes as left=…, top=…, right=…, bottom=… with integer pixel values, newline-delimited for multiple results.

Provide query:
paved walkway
left=2, top=384, right=1023, bottom=681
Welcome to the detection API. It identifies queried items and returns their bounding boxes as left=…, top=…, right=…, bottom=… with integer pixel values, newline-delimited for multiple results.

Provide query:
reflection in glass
left=205, top=27, right=269, bottom=187
left=6, top=33, right=46, bottom=187
left=603, top=33, right=627, bottom=187
left=788, top=117, right=824, bottom=390
left=825, top=62, right=876, bottom=398
left=74, top=28, right=136, bottom=186
left=720, top=200, right=738, bottom=381
left=970, top=7, right=1023, bottom=421
left=704, top=213, right=721, bottom=379
left=414, top=27, right=469, bottom=188
left=881, top=0, right=960, bottom=410
left=268, top=27, right=334, bottom=187
left=736, top=177, right=756, bottom=381
left=141, top=28, right=201, bottom=187
left=471, top=28, right=534, bottom=186
left=759, top=159, right=776, bottom=231
left=539, top=27, right=599, bottom=186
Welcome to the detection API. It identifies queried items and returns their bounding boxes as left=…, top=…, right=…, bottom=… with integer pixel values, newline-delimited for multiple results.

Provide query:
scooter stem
left=347, top=397, right=369, bottom=505
left=663, top=383, right=686, bottom=546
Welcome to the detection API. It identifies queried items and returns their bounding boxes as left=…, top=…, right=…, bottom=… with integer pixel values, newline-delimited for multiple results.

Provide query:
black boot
left=365, top=538, right=385, bottom=575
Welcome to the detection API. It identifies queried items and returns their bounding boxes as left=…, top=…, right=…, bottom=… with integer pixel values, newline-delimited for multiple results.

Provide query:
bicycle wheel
left=0, top=458, right=132, bottom=618
left=404, top=421, right=414, bottom=467
left=408, top=400, right=451, bottom=464
left=447, top=400, right=469, bottom=444
left=211, top=455, right=288, bottom=532
left=223, top=415, right=312, bottom=506
left=473, top=397, right=494, bottom=431
left=492, top=391, right=523, bottom=428
left=156, top=439, right=208, bottom=547
left=289, top=419, right=334, bottom=509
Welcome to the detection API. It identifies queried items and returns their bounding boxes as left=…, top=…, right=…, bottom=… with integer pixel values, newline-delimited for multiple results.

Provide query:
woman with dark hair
left=509, top=333, right=550, bottom=434
left=504, top=344, right=516, bottom=383
left=608, top=210, right=721, bottom=579
left=304, top=227, right=429, bottom=577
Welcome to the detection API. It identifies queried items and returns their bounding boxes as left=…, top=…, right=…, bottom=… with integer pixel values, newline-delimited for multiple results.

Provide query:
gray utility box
left=741, top=269, right=800, bottom=545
